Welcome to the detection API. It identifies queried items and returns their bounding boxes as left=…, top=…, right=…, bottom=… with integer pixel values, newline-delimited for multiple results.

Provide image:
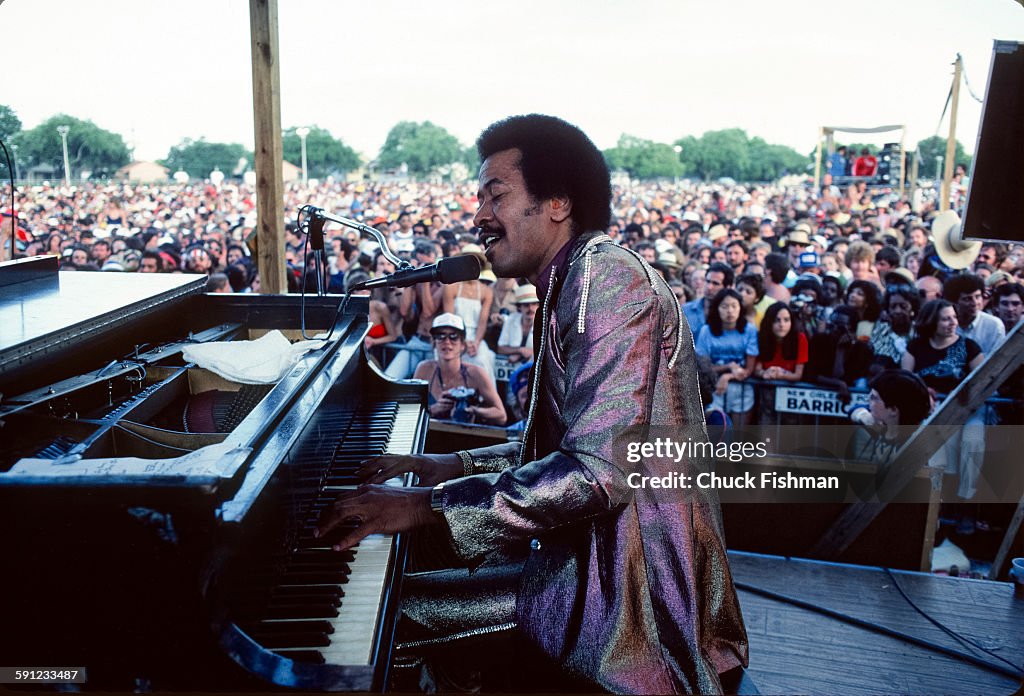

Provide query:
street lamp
left=56, top=125, right=70, bottom=185
left=296, top=127, right=310, bottom=184
left=934, top=155, right=943, bottom=182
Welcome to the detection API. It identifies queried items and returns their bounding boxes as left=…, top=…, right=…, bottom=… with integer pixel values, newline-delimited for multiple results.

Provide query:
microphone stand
left=306, top=214, right=326, bottom=296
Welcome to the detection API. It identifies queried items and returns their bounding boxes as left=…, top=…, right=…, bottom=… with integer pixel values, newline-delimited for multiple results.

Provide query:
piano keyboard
left=225, top=401, right=423, bottom=673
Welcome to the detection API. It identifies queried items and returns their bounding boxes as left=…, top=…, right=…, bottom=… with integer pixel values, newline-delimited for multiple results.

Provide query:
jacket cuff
left=460, top=442, right=520, bottom=475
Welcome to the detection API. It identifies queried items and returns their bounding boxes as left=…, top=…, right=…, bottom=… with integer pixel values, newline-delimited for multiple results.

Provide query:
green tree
left=675, top=129, right=808, bottom=182
left=914, top=135, right=972, bottom=175
left=0, top=105, right=21, bottom=178
left=604, top=134, right=683, bottom=180
left=679, top=128, right=750, bottom=181
left=460, top=145, right=480, bottom=174
left=673, top=136, right=702, bottom=179
left=0, top=105, right=21, bottom=143
left=376, top=121, right=465, bottom=176
left=14, top=114, right=130, bottom=178
left=161, top=138, right=252, bottom=179
left=283, top=126, right=360, bottom=178
left=745, top=137, right=809, bottom=181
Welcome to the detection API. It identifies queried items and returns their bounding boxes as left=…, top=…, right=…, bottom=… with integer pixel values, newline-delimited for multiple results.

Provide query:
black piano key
left=270, top=589, right=343, bottom=604
left=235, top=602, right=339, bottom=621
left=275, top=650, right=326, bottom=664
left=266, top=603, right=340, bottom=619
left=277, top=571, right=350, bottom=585
left=290, top=548, right=356, bottom=563
left=243, top=630, right=332, bottom=649
left=243, top=619, right=334, bottom=634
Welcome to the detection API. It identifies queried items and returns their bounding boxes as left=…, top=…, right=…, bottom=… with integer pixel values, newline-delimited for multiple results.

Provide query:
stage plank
left=728, top=551, right=1023, bottom=695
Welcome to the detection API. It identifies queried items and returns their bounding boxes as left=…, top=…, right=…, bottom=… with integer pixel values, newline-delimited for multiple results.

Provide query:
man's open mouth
left=479, top=228, right=504, bottom=252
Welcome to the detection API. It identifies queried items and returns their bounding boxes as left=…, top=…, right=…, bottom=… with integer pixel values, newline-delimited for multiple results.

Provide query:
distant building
left=282, top=160, right=300, bottom=183
left=116, top=161, right=169, bottom=183
left=25, top=163, right=57, bottom=182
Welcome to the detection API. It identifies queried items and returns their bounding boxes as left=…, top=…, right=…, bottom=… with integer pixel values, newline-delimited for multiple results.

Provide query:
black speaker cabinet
left=963, top=40, right=1024, bottom=243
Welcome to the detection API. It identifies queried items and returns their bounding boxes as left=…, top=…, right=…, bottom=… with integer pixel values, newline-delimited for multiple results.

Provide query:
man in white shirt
left=496, top=283, right=539, bottom=366
left=945, top=273, right=1006, bottom=353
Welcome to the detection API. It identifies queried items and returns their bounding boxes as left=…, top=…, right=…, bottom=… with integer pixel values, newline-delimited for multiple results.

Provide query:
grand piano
left=0, top=256, right=429, bottom=691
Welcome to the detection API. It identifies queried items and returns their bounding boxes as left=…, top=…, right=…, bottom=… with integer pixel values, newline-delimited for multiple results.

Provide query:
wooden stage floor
left=728, top=551, right=1024, bottom=695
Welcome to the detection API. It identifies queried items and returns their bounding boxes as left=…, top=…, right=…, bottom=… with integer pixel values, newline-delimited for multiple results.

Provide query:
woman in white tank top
left=442, top=249, right=496, bottom=378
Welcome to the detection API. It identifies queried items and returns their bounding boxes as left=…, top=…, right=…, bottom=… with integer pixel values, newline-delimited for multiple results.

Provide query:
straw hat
left=513, top=283, right=539, bottom=304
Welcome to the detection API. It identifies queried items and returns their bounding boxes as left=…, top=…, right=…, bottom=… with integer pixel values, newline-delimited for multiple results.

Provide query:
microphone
left=353, top=254, right=481, bottom=290
left=307, top=214, right=326, bottom=251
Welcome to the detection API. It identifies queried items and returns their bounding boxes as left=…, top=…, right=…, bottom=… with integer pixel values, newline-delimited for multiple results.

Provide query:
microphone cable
left=296, top=203, right=356, bottom=343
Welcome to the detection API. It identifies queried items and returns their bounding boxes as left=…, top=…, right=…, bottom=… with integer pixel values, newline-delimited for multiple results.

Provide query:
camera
left=446, top=386, right=482, bottom=422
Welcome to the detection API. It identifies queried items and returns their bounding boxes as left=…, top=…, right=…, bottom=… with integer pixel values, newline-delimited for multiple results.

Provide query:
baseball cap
left=431, top=313, right=466, bottom=335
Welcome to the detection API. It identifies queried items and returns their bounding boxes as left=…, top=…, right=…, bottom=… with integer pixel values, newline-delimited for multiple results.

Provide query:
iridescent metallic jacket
left=437, top=232, right=749, bottom=694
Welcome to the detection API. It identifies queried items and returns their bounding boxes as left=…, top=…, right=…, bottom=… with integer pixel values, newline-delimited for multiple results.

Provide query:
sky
left=3, top=0, right=1024, bottom=164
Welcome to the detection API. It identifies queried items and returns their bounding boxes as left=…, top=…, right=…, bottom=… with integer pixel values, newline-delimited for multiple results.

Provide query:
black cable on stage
left=1, top=139, right=15, bottom=260
left=734, top=574, right=1022, bottom=680
left=884, top=567, right=1023, bottom=675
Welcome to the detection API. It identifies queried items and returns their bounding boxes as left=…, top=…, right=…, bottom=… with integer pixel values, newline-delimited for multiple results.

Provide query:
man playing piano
left=317, top=114, right=748, bottom=694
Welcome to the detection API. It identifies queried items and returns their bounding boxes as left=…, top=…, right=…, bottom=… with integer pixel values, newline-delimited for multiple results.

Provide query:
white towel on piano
left=182, top=330, right=323, bottom=384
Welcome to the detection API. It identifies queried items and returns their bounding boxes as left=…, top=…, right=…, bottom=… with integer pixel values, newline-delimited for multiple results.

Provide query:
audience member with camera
left=412, top=313, right=506, bottom=426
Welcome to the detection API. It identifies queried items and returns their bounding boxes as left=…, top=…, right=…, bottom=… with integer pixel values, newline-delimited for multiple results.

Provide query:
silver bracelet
left=456, top=450, right=474, bottom=477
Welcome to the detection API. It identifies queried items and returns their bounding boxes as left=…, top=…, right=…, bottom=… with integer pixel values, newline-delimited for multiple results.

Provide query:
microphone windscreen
left=437, top=254, right=482, bottom=284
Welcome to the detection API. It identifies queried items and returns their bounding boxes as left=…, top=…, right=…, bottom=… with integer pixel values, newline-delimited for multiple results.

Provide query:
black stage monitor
left=963, top=40, right=1024, bottom=244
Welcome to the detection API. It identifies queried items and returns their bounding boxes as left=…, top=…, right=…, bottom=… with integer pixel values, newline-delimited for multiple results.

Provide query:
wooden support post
left=811, top=321, right=1024, bottom=560
left=249, top=0, right=286, bottom=295
left=990, top=493, right=1024, bottom=580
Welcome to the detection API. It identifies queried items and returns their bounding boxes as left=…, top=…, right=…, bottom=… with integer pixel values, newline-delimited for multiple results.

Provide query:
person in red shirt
left=852, top=147, right=878, bottom=177
left=1, top=208, right=31, bottom=261
left=754, top=302, right=809, bottom=381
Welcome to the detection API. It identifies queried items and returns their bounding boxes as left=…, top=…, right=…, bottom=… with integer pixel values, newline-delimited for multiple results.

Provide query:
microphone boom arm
left=308, top=207, right=411, bottom=270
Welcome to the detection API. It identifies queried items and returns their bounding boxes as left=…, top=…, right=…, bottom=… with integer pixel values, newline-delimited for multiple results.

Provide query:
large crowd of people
left=4, top=174, right=1022, bottom=520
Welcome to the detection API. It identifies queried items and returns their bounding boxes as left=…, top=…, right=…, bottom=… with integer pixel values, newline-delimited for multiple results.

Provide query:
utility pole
left=296, top=127, right=310, bottom=184
left=940, top=55, right=962, bottom=212
left=57, top=125, right=71, bottom=186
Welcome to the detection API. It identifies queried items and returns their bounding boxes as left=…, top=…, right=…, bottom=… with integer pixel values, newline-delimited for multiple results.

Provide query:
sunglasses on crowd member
left=432, top=332, right=463, bottom=343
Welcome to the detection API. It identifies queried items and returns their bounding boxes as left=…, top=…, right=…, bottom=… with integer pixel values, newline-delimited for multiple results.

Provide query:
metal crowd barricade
left=377, top=343, right=519, bottom=419
left=721, top=377, right=1018, bottom=465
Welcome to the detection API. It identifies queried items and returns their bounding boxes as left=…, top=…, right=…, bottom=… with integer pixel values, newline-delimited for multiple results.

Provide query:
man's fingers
left=314, top=490, right=367, bottom=538
left=356, top=456, right=411, bottom=483
left=332, top=523, right=374, bottom=552
left=357, top=463, right=392, bottom=483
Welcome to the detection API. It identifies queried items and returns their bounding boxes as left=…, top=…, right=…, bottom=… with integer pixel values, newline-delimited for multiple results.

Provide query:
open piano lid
left=0, top=256, right=363, bottom=518
left=0, top=255, right=207, bottom=384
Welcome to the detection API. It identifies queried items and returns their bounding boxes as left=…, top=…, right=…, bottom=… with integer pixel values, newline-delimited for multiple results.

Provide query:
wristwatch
left=430, top=482, right=446, bottom=515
